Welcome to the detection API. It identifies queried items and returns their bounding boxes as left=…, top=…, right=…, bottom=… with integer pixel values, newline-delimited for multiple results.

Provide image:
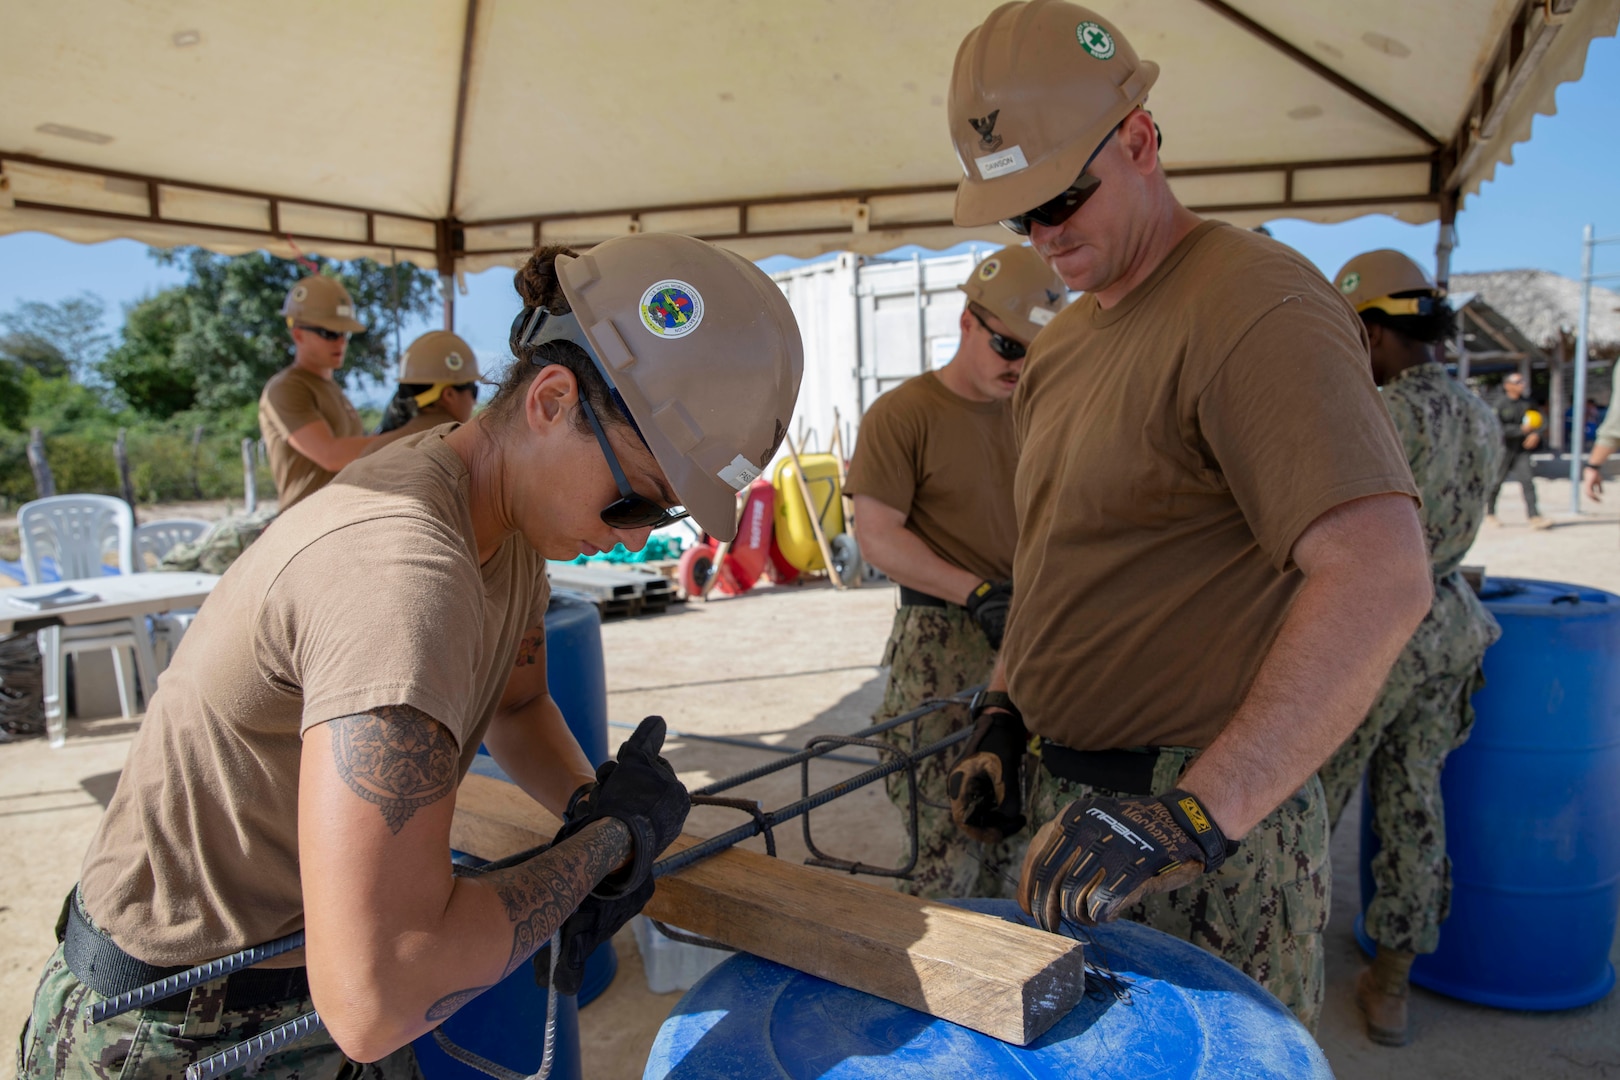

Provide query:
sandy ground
left=0, top=473, right=1616, bottom=1078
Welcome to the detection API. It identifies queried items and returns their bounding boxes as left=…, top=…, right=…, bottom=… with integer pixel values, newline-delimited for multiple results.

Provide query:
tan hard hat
left=1334, top=250, right=1441, bottom=315
left=282, top=275, right=366, bottom=333
left=551, top=234, right=803, bottom=541
left=959, top=246, right=1070, bottom=343
left=950, top=1, right=1159, bottom=228
left=399, top=330, right=486, bottom=408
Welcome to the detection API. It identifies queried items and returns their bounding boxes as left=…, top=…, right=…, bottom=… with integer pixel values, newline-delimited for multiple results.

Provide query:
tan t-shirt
left=80, top=430, right=549, bottom=965
left=845, top=372, right=1017, bottom=588
left=1005, top=221, right=1417, bottom=751
left=258, top=364, right=365, bottom=511
left=361, top=405, right=456, bottom=458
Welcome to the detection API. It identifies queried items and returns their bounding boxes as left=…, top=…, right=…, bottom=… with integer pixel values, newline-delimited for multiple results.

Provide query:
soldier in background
left=847, top=245, right=1068, bottom=898
left=1319, top=251, right=1503, bottom=1047
left=258, top=275, right=376, bottom=512
left=364, top=330, right=490, bottom=457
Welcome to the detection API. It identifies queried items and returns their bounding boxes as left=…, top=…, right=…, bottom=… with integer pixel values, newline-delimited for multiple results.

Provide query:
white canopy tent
left=3, top=0, right=1616, bottom=324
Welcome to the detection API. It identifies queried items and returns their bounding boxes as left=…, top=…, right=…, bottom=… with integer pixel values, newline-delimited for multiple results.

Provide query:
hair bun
left=513, top=244, right=579, bottom=313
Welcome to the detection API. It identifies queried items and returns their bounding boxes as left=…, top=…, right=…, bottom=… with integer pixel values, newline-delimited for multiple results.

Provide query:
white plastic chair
left=134, top=518, right=210, bottom=570
left=133, top=518, right=210, bottom=668
left=18, top=495, right=159, bottom=745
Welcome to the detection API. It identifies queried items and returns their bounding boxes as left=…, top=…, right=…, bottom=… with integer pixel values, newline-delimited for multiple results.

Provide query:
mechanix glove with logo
left=1017, top=789, right=1238, bottom=931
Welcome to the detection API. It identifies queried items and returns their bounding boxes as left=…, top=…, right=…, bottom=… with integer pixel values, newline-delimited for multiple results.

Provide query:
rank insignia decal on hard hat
left=640, top=280, right=705, bottom=339
left=444, top=351, right=464, bottom=371
left=978, top=259, right=1002, bottom=281
left=970, top=109, right=1003, bottom=151
left=1077, top=21, right=1116, bottom=60
left=1339, top=271, right=1361, bottom=294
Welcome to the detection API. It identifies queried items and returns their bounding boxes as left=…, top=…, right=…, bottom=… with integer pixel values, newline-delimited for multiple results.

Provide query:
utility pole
left=1570, top=225, right=1620, bottom=512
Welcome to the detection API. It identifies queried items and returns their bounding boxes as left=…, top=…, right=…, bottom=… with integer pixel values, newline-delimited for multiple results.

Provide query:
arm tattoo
left=514, top=629, right=543, bottom=668
left=425, top=985, right=492, bottom=1021
left=328, top=705, right=458, bottom=834
left=489, top=818, right=631, bottom=978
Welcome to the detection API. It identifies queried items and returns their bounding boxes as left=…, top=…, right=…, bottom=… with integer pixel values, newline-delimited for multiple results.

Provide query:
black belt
left=62, top=888, right=308, bottom=1013
left=1036, top=740, right=1177, bottom=797
left=898, top=585, right=956, bottom=609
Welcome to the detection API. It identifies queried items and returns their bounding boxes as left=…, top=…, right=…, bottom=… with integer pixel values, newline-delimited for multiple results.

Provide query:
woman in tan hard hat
left=25, top=235, right=803, bottom=1077
left=1316, top=250, right=1502, bottom=1047
left=367, top=329, right=489, bottom=454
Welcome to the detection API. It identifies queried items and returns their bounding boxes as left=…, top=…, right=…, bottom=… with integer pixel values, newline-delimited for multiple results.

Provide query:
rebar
left=184, top=1009, right=324, bottom=1080
left=91, top=930, right=306, bottom=1025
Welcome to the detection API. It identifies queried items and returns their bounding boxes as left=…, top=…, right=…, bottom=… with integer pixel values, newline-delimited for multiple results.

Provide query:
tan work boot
left=1356, top=947, right=1416, bottom=1046
left=1530, top=516, right=1553, bottom=530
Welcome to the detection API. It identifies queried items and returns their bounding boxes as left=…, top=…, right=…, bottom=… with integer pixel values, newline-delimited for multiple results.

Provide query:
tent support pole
left=1435, top=190, right=1459, bottom=290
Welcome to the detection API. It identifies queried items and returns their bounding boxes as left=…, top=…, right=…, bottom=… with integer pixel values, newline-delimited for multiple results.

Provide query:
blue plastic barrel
left=544, top=588, right=611, bottom=767
left=645, top=899, right=1329, bottom=1079
left=1358, top=577, right=1620, bottom=1009
left=414, top=959, right=582, bottom=1080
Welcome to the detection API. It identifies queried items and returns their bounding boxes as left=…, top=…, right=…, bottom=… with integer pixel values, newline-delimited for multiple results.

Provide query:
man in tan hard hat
left=1315, top=250, right=1502, bottom=1046
left=365, top=330, right=492, bottom=455
left=847, top=245, right=1068, bottom=898
left=940, top=2, right=1429, bottom=1031
left=257, top=275, right=377, bottom=511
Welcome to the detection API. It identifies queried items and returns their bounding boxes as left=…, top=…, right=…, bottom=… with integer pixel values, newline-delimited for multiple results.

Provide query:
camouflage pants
left=1318, top=578, right=1496, bottom=955
left=873, top=604, right=1012, bottom=899
left=1004, top=749, right=1331, bottom=1033
left=17, top=943, right=421, bottom=1080
left=157, top=508, right=279, bottom=575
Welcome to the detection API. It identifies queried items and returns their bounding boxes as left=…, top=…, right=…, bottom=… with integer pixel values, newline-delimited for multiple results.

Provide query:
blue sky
left=2, top=35, right=1616, bottom=407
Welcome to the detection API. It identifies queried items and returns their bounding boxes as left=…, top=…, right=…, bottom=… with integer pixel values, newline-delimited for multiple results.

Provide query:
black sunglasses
left=1000, top=127, right=1118, bottom=236
left=296, top=325, right=350, bottom=341
left=969, top=308, right=1026, bottom=361
left=511, top=305, right=689, bottom=531
left=576, top=393, right=689, bottom=531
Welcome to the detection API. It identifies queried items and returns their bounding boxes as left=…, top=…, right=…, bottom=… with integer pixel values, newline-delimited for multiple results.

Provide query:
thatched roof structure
left=1450, top=270, right=1620, bottom=359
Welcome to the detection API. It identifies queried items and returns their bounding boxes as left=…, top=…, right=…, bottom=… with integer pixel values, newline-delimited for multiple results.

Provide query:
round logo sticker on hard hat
left=291, top=284, right=309, bottom=303
left=445, top=352, right=465, bottom=371
left=1339, top=272, right=1361, bottom=295
left=1077, top=22, right=1116, bottom=60
left=640, top=280, right=705, bottom=339
left=978, top=259, right=1002, bottom=281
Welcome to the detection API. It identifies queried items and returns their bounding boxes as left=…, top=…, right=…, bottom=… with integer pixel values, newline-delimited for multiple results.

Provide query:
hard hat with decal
left=959, top=245, right=1071, bottom=343
left=519, top=233, right=804, bottom=542
left=1334, top=250, right=1442, bottom=316
left=399, top=330, right=484, bottom=384
left=282, top=275, right=367, bottom=333
left=399, top=330, right=487, bottom=408
left=1523, top=409, right=1545, bottom=432
left=949, top=1, right=1159, bottom=228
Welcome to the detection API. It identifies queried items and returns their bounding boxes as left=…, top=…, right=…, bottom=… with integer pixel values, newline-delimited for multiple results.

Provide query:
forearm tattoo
left=494, top=818, right=630, bottom=977
left=328, top=705, right=458, bottom=834
left=422, top=818, right=632, bottom=1022
left=514, top=629, right=543, bottom=668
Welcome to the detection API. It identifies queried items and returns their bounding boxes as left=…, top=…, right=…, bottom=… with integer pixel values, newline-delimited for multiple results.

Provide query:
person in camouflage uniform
left=157, top=507, right=281, bottom=575
left=1319, top=250, right=1504, bottom=1046
left=20, top=927, right=420, bottom=1079
left=846, top=245, right=1069, bottom=899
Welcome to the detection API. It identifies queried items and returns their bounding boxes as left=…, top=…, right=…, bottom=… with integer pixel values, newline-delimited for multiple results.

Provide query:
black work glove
left=551, top=715, right=690, bottom=899
left=946, top=693, right=1028, bottom=844
left=1017, top=789, right=1239, bottom=931
left=964, top=579, right=1013, bottom=649
left=533, top=881, right=652, bottom=994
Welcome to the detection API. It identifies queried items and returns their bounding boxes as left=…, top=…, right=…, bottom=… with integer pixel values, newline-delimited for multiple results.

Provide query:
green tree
left=100, top=289, right=197, bottom=416
left=0, top=359, right=27, bottom=430
left=0, top=293, right=109, bottom=379
left=139, top=249, right=438, bottom=413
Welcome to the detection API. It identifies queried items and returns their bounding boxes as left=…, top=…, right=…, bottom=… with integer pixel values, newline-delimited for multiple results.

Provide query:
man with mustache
left=942, top=2, right=1429, bottom=1031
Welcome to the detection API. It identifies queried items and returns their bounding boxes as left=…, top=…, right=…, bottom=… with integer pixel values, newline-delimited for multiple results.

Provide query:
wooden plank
left=452, top=773, right=1085, bottom=1044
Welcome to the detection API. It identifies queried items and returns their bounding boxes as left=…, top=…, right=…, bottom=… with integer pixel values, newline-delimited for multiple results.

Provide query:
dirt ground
left=0, top=473, right=1616, bottom=1078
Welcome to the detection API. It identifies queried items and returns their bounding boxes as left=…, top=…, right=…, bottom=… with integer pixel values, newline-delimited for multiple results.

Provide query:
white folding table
left=0, top=573, right=220, bottom=745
